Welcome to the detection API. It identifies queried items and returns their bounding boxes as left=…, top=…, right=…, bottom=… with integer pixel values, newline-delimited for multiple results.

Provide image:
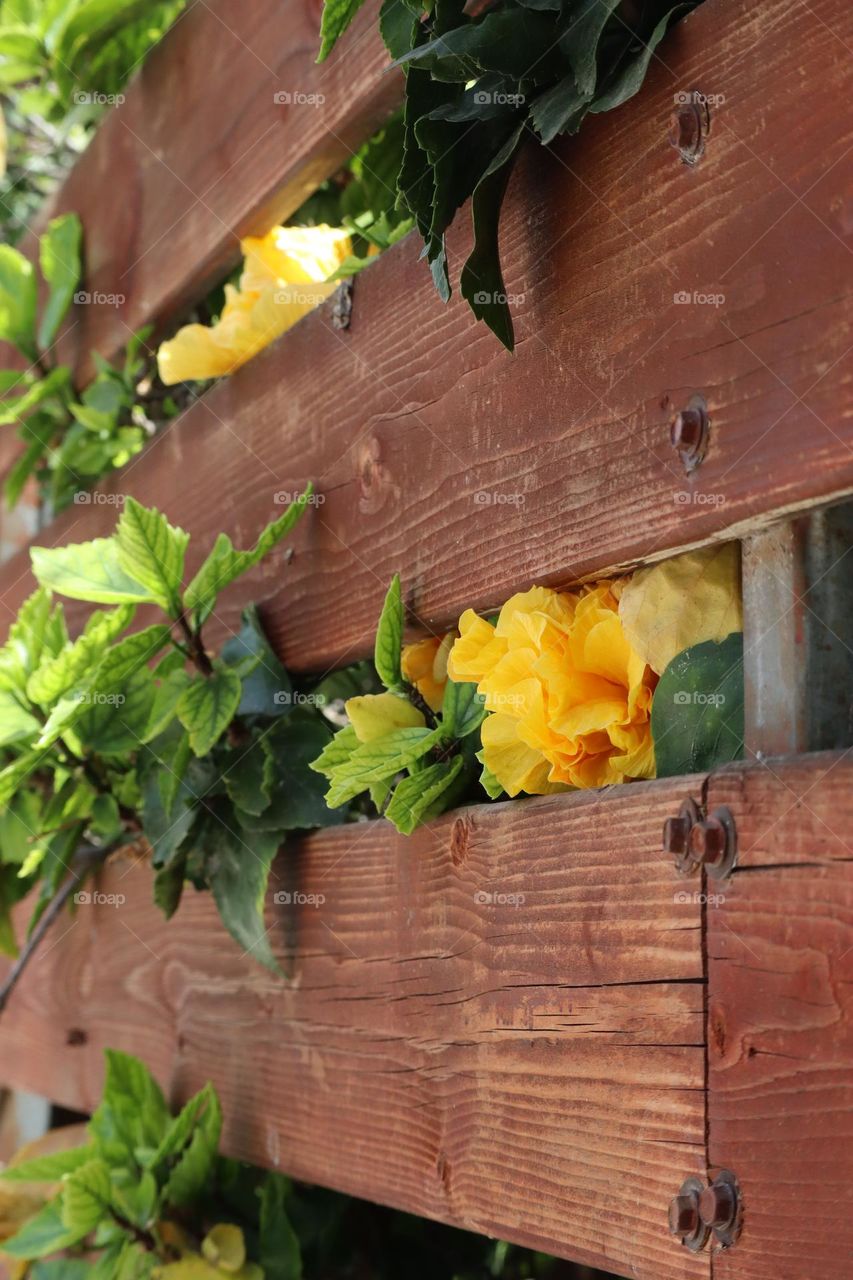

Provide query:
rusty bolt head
left=663, top=814, right=691, bottom=855
left=669, top=1193, right=699, bottom=1238
left=689, top=817, right=727, bottom=867
left=699, top=1182, right=736, bottom=1230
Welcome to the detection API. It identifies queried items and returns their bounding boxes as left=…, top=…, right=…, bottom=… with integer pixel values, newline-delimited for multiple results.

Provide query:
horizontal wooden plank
left=1, top=0, right=849, bottom=673
left=707, top=752, right=853, bottom=1279
left=0, top=778, right=708, bottom=1280
left=0, top=0, right=399, bottom=394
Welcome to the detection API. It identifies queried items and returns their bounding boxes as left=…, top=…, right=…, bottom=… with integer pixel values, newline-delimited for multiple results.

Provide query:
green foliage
left=0, top=211, right=179, bottom=512
left=317, top=0, right=704, bottom=347
left=0, top=492, right=346, bottom=974
left=311, top=576, right=484, bottom=834
left=651, top=633, right=745, bottom=776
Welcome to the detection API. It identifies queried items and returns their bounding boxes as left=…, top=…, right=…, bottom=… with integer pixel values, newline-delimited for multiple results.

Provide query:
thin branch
left=0, top=842, right=114, bottom=1016
left=174, top=613, right=213, bottom=676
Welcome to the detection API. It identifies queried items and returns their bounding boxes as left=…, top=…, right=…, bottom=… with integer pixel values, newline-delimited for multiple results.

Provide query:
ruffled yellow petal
left=481, top=713, right=559, bottom=796
left=241, top=225, right=352, bottom=290
left=345, top=692, right=424, bottom=744
left=447, top=610, right=507, bottom=682
left=401, top=634, right=453, bottom=712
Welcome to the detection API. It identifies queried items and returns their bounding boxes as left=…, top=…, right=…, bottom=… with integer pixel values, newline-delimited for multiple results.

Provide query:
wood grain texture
left=1, top=0, right=849, bottom=673
left=706, top=753, right=853, bottom=1279
left=0, top=0, right=400, bottom=391
left=0, top=779, right=708, bottom=1280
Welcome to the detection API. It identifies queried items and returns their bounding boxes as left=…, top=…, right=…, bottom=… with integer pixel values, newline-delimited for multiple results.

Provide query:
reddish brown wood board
left=0, top=779, right=708, bottom=1280
left=1, top=0, right=850, bottom=676
left=706, top=753, right=853, bottom=1280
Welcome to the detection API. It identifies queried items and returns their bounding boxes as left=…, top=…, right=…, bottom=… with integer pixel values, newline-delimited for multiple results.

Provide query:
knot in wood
left=450, top=815, right=473, bottom=865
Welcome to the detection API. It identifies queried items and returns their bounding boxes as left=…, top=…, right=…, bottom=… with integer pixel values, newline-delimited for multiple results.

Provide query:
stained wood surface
left=0, top=779, right=708, bottom=1280
left=706, top=753, right=853, bottom=1279
left=1, top=0, right=849, bottom=675
left=0, top=0, right=399, bottom=394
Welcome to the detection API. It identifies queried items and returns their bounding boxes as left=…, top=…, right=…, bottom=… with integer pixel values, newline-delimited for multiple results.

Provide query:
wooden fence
left=1, top=0, right=852, bottom=1276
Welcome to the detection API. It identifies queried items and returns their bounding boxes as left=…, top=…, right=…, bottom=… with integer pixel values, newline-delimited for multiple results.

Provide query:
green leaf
left=591, top=3, right=694, bottom=114
left=259, top=1176, right=302, bottom=1280
left=38, top=212, right=83, bottom=352
left=0, top=243, right=37, bottom=357
left=183, top=489, right=310, bottom=626
left=440, top=678, right=485, bottom=739
left=326, top=726, right=441, bottom=807
left=0, top=367, right=71, bottom=425
left=177, top=669, right=242, bottom=757
left=116, top=499, right=189, bottom=616
left=0, top=790, right=44, bottom=863
left=1, top=1145, right=99, bottom=1183
left=385, top=755, right=465, bottom=834
left=317, top=0, right=366, bottom=61
left=223, top=736, right=273, bottom=816
left=53, top=0, right=166, bottom=101
left=163, top=1081, right=222, bottom=1207
left=60, top=1158, right=112, bottom=1234
left=150, top=1082, right=218, bottom=1175
left=478, top=757, right=504, bottom=800
left=459, top=125, right=524, bottom=351
left=206, top=822, right=281, bottom=974
left=26, top=604, right=133, bottom=705
left=88, top=1049, right=170, bottom=1166
left=76, top=667, right=155, bottom=755
left=0, top=750, right=44, bottom=809
left=374, top=573, right=404, bottom=692
left=651, top=634, right=745, bottom=777
left=153, top=858, right=185, bottom=920
left=220, top=605, right=291, bottom=717
left=0, top=1197, right=91, bottom=1259
left=238, top=714, right=344, bottom=831
left=31, top=537, right=158, bottom=605
left=0, top=689, right=40, bottom=746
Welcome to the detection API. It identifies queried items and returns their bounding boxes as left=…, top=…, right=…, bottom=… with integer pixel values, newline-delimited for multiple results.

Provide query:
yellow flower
left=157, top=225, right=351, bottom=384
left=448, top=584, right=657, bottom=795
left=401, top=633, right=454, bottom=712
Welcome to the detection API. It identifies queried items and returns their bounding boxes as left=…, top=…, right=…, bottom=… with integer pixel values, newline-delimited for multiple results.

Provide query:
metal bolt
left=669, top=1193, right=699, bottom=1237
left=688, top=816, right=727, bottom=867
left=663, top=814, right=691, bottom=855
left=699, top=1181, right=737, bottom=1230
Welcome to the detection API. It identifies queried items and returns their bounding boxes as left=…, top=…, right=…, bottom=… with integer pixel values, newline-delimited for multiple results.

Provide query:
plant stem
left=175, top=613, right=213, bottom=676
left=0, top=842, right=113, bottom=1016
left=405, top=683, right=438, bottom=729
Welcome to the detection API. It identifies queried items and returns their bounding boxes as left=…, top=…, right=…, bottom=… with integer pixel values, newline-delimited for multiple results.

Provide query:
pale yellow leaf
left=618, top=544, right=742, bottom=675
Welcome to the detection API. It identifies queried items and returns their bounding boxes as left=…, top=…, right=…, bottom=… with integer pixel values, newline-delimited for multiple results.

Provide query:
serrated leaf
left=259, top=1177, right=302, bottom=1280
left=238, top=714, right=344, bottom=831
left=38, top=212, right=83, bottom=352
left=374, top=574, right=404, bottom=691
left=60, top=1158, right=111, bottom=1234
left=1, top=1144, right=98, bottom=1183
left=0, top=1197, right=90, bottom=1258
left=317, top=0, right=366, bottom=61
left=206, top=822, right=281, bottom=974
left=183, top=489, right=310, bottom=627
left=384, top=755, right=465, bottom=834
left=116, top=499, right=189, bottom=616
left=164, top=1080, right=222, bottom=1207
left=223, top=737, right=273, bottom=816
left=177, top=669, right=242, bottom=757
left=31, top=537, right=157, bottom=605
left=220, top=605, right=291, bottom=717
left=88, top=1049, right=170, bottom=1166
left=26, top=604, right=133, bottom=705
left=325, top=725, right=441, bottom=807
left=0, top=688, right=40, bottom=746
left=651, top=634, right=745, bottom=777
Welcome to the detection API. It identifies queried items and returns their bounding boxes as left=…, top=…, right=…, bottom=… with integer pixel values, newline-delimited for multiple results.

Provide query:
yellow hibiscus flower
left=400, top=632, right=454, bottom=712
left=157, top=225, right=351, bottom=384
left=448, top=584, right=657, bottom=796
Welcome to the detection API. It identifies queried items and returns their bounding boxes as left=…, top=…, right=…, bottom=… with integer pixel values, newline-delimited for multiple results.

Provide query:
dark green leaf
left=651, top=634, right=745, bottom=777
left=374, top=574, right=404, bottom=691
